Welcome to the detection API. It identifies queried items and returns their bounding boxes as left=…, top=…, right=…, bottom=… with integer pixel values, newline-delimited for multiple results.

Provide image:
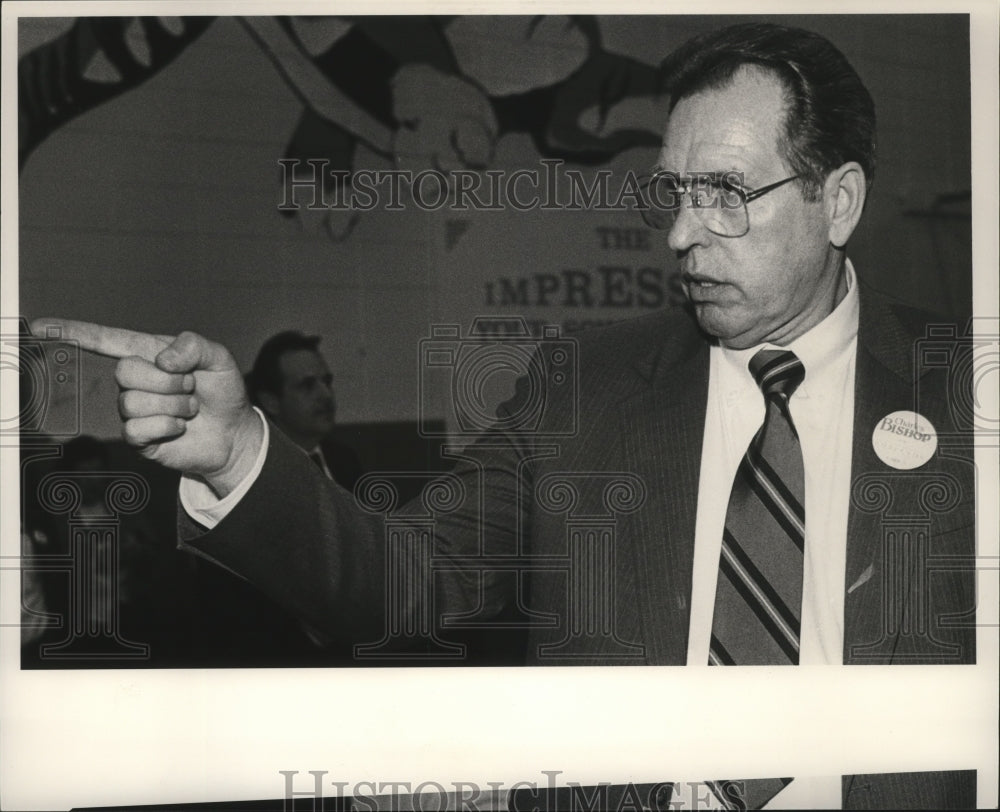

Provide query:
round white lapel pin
left=872, top=410, right=938, bottom=469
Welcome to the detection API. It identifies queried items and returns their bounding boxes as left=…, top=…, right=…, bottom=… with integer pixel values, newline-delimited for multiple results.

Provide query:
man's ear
left=257, top=390, right=280, bottom=419
left=825, top=161, right=867, bottom=248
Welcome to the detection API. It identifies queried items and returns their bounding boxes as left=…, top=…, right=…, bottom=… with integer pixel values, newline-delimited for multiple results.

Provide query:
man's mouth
left=684, top=273, right=724, bottom=289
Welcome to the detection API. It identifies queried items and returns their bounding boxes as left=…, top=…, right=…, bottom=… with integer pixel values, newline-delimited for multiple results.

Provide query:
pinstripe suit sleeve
left=176, top=411, right=533, bottom=649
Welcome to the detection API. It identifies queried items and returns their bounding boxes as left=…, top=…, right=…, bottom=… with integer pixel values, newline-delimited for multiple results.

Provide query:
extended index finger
left=30, top=318, right=174, bottom=362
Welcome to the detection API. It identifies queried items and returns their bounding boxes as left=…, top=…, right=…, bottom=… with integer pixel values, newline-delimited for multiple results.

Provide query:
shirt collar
left=719, top=259, right=859, bottom=387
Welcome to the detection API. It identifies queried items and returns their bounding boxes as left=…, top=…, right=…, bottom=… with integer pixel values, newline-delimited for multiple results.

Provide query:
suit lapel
left=611, top=288, right=919, bottom=665
left=844, top=289, right=918, bottom=664
left=618, top=314, right=710, bottom=665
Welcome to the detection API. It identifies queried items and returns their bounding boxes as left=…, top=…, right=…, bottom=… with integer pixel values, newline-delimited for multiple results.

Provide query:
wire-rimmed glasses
left=638, top=171, right=800, bottom=238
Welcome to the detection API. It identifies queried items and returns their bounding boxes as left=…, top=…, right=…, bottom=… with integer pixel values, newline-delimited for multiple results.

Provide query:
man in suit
left=32, top=21, right=977, bottom=810
left=245, top=329, right=364, bottom=491
left=246, top=330, right=362, bottom=491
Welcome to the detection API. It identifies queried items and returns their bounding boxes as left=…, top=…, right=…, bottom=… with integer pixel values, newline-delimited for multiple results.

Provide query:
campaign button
left=872, top=410, right=938, bottom=469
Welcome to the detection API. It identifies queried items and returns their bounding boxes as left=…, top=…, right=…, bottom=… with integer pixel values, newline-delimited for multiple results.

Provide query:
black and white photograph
left=2, top=2, right=997, bottom=810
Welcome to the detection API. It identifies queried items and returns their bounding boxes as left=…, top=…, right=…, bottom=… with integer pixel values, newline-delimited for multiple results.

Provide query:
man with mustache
left=31, top=21, right=976, bottom=809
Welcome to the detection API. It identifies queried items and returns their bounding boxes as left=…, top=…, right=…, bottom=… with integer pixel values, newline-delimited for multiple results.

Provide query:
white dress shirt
left=180, top=407, right=271, bottom=530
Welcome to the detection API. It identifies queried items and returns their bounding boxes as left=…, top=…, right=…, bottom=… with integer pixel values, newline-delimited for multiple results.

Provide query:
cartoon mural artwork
left=18, top=16, right=214, bottom=168
left=19, top=16, right=668, bottom=241
left=261, top=16, right=668, bottom=240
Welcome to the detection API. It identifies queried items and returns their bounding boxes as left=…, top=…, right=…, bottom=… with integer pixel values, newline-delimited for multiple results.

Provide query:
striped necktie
left=710, top=349, right=806, bottom=666
left=702, top=351, right=805, bottom=809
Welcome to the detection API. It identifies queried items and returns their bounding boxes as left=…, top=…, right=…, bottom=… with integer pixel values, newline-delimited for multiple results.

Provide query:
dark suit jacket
left=180, top=283, right=977, bottom=808
left=318, top=437, right=365, bottom=492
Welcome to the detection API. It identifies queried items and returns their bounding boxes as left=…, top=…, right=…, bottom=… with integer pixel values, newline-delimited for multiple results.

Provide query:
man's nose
left=666, top=198, right=710, bottom=253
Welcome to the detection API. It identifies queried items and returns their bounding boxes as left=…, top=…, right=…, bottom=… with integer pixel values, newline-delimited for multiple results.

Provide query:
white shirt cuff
left=178, top=407, right=270, bottom=530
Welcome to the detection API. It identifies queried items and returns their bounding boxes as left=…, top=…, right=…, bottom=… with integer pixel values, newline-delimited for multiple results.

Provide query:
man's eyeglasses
left=638, top=171, right=800, bottom=238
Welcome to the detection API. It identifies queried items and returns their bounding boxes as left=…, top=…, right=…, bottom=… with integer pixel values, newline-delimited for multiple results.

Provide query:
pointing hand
left=30, top=319, right=263, bottom=498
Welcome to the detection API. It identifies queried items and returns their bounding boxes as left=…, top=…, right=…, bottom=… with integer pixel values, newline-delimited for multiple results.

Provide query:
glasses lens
left=638, top=174, right=680, bottom=230
left=638, top=174, right=750, bottom=237
left=702, top=195, right=749, bottom=237
left=718, top=176, right=747, bottom=210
